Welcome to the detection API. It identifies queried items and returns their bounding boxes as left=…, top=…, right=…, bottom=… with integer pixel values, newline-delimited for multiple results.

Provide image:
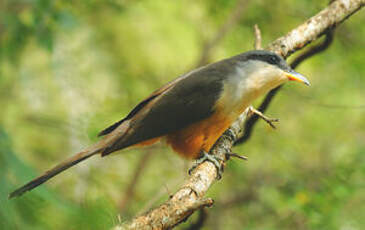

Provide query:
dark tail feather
left=9, top=147, right=101, bottom=199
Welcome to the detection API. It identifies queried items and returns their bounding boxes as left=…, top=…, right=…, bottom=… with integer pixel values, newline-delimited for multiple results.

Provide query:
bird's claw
left=189, top=151, right=224, bottom=180
left=248, top=106, right=279, bottom=129
left=225, top=152, right=248, bottom=161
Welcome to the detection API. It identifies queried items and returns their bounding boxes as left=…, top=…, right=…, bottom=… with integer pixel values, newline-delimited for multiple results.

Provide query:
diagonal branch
left=266, top=0, right=363, bottom=58
left=116, top=0, right=364, bottom=229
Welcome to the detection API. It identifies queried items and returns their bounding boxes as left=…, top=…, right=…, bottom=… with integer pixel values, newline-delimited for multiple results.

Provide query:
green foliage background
left=1, top=0, right=364, bottom=229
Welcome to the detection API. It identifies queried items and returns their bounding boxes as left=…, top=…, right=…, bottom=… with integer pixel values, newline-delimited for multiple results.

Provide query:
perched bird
left=9, top=50, right=309, bottom=198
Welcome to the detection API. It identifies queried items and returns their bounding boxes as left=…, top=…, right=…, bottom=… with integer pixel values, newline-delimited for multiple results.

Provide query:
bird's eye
left=269, top=56, right=278, bottom=64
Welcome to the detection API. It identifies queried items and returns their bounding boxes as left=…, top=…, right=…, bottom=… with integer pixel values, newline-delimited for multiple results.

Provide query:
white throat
left=216, top=60, right=287, bottom=116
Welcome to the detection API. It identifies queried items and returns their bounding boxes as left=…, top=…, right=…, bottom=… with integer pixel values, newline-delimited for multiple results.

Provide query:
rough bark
left=266, top=0, right=364, bottom=57
left=116, top=0, right=364, bottom=229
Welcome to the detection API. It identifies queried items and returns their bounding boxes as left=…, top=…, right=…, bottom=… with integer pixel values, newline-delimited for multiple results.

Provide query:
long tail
left=9, top=145, right=102, bottom=199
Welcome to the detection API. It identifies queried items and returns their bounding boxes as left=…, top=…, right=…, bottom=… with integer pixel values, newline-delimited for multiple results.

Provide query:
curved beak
left=285, top=70, right=310, bottom=86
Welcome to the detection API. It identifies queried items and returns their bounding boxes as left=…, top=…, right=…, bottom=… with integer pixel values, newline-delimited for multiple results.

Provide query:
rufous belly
left=166, top=111, right=233, bottom=159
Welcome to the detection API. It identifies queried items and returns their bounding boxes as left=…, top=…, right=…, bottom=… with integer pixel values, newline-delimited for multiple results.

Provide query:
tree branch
left=116, top=0, right=364, bottom=229
left=266, top=0, right=363, bottom=57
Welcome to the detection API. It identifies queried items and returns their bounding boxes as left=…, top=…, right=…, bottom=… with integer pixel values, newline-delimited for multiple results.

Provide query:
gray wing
left=101, top=61, right=230, bottom=155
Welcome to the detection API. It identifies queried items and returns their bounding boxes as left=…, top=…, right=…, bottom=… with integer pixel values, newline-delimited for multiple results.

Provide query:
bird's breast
left=214, top=73, right=250, bottom=117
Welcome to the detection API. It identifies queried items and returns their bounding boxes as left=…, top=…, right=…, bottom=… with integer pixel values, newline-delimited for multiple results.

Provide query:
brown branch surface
left=116, top=0, right=364, bottom=229
left=266, top=0, right=364, bottom=57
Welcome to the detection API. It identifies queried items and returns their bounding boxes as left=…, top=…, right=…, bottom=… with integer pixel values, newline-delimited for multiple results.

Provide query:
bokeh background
left=1, top=0, right=364, bottom=229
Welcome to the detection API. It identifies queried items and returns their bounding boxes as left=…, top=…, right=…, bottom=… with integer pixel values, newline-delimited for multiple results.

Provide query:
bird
left=9, top=50, right=310, bottom=199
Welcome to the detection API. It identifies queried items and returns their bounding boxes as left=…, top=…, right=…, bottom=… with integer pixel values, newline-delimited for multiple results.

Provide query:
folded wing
left=100, top=63, right=226, bottom=156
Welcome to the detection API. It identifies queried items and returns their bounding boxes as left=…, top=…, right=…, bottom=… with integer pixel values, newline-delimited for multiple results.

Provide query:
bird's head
left=235, top=50, right=309, bottom=96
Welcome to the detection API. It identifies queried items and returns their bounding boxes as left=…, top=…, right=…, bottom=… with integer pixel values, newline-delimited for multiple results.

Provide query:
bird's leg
left=248, top=106, right=279, bottom=129
left=189, top=151, right=224, bottom=180
left=222, top=131, right=247, bottom=160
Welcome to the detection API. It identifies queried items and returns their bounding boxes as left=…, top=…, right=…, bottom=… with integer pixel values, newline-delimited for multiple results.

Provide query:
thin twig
left=253, top=24, right=262, bottom=50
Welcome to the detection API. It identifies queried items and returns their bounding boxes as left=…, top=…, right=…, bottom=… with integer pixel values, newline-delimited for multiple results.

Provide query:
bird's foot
left=248, top=106, right=279, bottom=129
left=189, top=151, right=224, bottom=180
